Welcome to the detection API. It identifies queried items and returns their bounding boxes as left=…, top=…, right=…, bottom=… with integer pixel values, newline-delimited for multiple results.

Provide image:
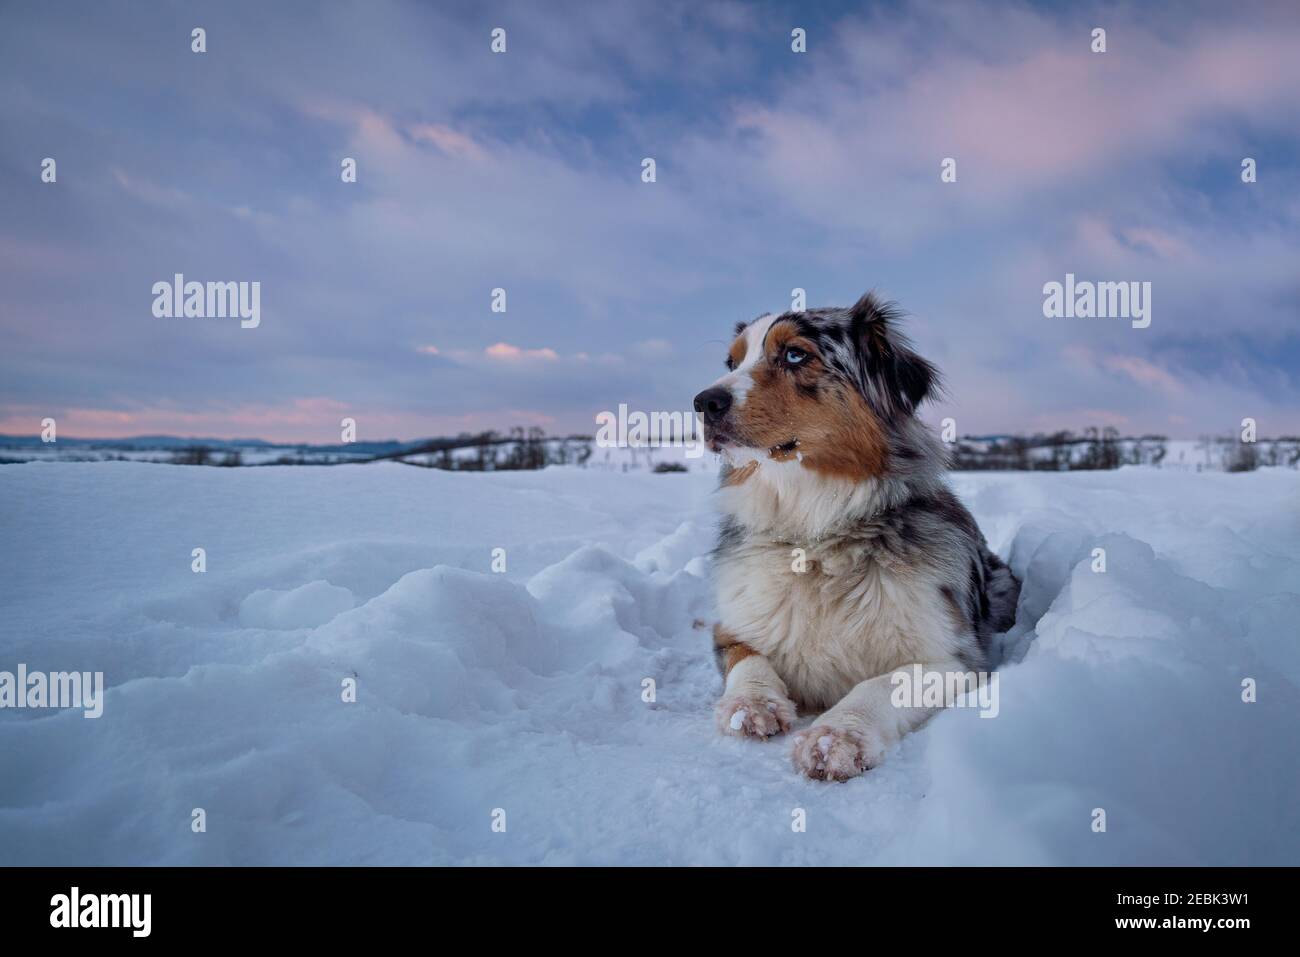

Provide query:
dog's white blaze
left=708, top=313, right=779, bottom=408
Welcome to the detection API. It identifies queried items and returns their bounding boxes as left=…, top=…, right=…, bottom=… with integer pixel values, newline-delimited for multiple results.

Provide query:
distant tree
left=1077, top=427, right=1100, bottom=470
left=172, top=446, right=212, bottom=466
left=473, top=431, right=498, bottom=471
left=1009, top=436, right=1030, bottom=470
left=1225, top=439, right=1259, bottom=472
left=1100, top=426, right=1121, bottom=469
left=1075, top=426, right=1120, bottom=470
left=1195, top=434, right=1214, bottom=470
left=1149, top=436, right=1167, bottom=466
left=524, top=426, right=546, bottom=469
left=1129, top=435, right=1166, bottom=466
left=503, top=426, right=525, bottom=469
left=1048, top=431, right=1074, bottom=471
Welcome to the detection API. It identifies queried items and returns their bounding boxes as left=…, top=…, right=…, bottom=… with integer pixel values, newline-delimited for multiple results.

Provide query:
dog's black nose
left=693, top=386, right=733, bottom=425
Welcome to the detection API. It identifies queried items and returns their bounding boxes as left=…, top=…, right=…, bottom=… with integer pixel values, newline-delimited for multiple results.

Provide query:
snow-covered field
left=1, top=461, right=1297, bottom=865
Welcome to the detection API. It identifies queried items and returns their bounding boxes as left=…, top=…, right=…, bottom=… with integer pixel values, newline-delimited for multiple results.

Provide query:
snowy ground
left=1, top=461, right=1297, bottom=865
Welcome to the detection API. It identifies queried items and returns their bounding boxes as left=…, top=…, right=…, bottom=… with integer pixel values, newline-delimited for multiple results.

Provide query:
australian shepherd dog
left=695, top=292, right=1020, bottom=781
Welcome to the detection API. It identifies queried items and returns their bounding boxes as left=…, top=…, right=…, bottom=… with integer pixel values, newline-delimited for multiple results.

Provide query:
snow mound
left=238, top=580, right=357, bottom=630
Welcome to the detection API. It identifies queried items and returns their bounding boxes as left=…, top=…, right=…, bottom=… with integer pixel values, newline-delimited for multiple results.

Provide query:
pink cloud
left=1061, top=345, right=1185, bottom=397
left=408, top=123, right=486, bottom=160
left=726, top=11, right=1300, bottom=211
left=0, top=236, right=93, bottom=277
left=1029, top=408, right=1133, bottom=430
left=1103, top=355, right=1185, bottom=395
left=301, top=99, right=487, bottom=164
left=0, top=398, right=558, bottom=443
left=112, top=169, right=194, bottom=210
left=484, top=342, right=560, bottom=362
left=1075, top=217, right=1199, bottom=265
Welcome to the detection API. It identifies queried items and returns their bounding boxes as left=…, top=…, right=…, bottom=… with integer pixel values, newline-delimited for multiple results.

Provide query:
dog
left=694, top=292, right=1020, bottom=781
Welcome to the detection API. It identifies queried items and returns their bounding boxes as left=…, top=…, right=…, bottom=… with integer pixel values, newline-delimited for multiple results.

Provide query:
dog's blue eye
left=785, top=348, right=807, bottom=365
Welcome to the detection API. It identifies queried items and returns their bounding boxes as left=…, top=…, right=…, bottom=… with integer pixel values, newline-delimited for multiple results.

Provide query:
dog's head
left=693, top=292, right=939, bottom=481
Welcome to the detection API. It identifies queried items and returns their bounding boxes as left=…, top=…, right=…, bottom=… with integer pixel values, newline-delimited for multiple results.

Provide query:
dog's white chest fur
left=714, top=538, right=950, bottom=711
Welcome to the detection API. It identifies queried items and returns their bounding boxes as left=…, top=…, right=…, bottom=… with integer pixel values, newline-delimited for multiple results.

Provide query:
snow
left=1, top=461, right=1297, bottom=865
left=238, top=581, right=357, bottom=630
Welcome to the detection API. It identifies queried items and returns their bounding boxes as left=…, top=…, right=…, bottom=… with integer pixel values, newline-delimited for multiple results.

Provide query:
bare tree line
left=141, top=427, right=1300, bottom=472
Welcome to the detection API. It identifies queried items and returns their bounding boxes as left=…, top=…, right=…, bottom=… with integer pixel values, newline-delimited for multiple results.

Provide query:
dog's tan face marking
left=718, top=319, right=889, bottom=481
left=726, top=335, right=748, bottom=371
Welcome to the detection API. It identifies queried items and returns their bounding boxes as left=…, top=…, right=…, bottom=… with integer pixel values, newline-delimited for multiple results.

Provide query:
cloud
left=632, top=338, right=674, bottom=359
left=0, top=398, right=559, bottom=443
left=112, top=169, right=194, bottom=210
left=407, top=123, right=488, bottom=160
left=1102, top=355, right=1186, bottom=396
left=484, top=342, right=560, bottom=362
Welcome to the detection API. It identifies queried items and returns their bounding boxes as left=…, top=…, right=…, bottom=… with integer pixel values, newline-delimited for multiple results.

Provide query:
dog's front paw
left=791, top=725, right=879, bottom=781
left=715, top=693, right=795, bottom=739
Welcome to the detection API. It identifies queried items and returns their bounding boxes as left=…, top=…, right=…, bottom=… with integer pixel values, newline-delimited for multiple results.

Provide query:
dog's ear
left=848, top=292, right=940, bottom=415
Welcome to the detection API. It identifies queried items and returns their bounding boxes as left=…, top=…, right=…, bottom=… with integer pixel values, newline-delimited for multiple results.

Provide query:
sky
left=1, top=0, right=1298, bottom=442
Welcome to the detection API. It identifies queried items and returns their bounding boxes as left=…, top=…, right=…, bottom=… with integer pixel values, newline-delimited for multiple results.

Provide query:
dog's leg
left=713, top=625, right=796, bottom=739
left=791, top=657, right=966, bottom=780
